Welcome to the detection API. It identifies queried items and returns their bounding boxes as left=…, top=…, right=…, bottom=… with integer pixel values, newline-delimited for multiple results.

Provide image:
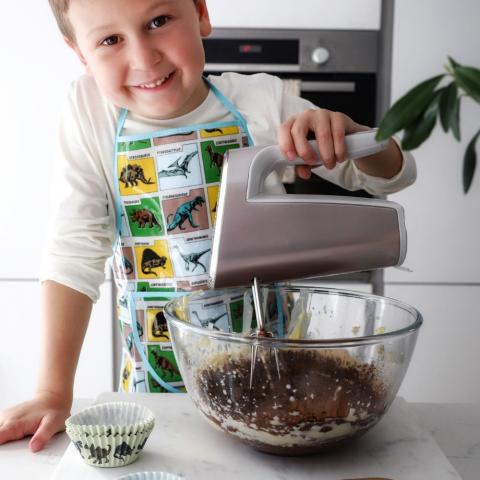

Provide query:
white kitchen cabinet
left=0, top=281, right=113, bottom=411
left=207, top=0, right=381, bottom=30
left=386, top=0, right=480, bottom=284
left=386, top=284, right=480, bottom=403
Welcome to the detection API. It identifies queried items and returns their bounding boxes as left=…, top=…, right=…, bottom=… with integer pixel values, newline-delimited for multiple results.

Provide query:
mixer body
left=209, top=133, right=406, bottom=288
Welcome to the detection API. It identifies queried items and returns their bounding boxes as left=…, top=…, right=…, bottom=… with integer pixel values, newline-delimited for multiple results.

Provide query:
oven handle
left=300, top=81, right=356, bottom=93
left=205, top=63, right=301, bottom=72
left=204, top=64, right=356, bottom=93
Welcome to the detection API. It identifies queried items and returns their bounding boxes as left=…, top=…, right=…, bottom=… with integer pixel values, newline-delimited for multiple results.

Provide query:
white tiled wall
left=388, top=284, right=480, bottom=403
left=0, top=2, right=84, bottom=278
left=0, top=2, right=114, bottom=411
left=0, top=281, right=113, bottom=411
left=385, top=0, right=480, bottom=403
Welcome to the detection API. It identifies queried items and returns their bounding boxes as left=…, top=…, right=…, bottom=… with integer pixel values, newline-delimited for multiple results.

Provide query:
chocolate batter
left=195, top=347, right=388, bottom=455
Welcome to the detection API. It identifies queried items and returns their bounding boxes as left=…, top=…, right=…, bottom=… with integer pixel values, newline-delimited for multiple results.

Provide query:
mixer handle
left=246, top=130, right=388, bottom=200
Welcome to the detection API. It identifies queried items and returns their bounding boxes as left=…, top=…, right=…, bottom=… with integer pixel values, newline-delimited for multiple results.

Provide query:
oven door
left=286, top=73, right=376, bottom=127
left=276, top=72, right=376, bottom=197
left=203, top=68, right=376, bottom=197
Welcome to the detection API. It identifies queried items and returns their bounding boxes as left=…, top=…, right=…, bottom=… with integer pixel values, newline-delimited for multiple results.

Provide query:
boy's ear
left=195, top=0, right=212, bottom=37
left=64, top=37, right=92, bottom=74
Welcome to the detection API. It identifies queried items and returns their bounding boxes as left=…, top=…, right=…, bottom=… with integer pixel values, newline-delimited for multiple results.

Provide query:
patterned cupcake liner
left=117, top=472, right=185, bottom=480
left=65, top=402, right=155, bottom=468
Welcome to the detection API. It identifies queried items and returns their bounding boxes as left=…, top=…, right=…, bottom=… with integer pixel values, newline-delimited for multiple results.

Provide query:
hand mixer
left=208, top=130, right=407, bottom=386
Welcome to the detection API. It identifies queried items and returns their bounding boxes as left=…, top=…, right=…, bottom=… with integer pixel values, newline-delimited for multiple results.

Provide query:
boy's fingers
left=278, top=117, right=297, bottom=160
left=312, top=116, right=335, bottom=169
left=291, top=118, right=317, bottom=164
left=315, top=125, right=335, bottom=168
left=293, top=135, right=317, bottom=165
left=330, top=112, right=347, bottom=162
left=29, top=414, right=64, bottom=453
left=295, top=165, right=312, bottom=180
left=0, top=421, right=30, bottom=444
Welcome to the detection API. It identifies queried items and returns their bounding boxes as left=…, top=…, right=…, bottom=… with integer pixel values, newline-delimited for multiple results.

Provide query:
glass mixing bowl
left=164, top=286, right=422, bottom=455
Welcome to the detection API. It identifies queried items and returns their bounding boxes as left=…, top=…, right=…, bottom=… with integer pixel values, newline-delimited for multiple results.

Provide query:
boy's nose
left=128, top=36, right=162, bottom=70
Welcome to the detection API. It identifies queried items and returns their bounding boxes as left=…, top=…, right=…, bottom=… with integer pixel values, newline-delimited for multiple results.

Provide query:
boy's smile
left=135, top=72, right=174, bottom=90
left=67, top=0, right=212, bottom=119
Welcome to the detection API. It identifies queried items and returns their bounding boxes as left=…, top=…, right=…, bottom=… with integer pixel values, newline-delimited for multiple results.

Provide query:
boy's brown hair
left=48, top=0, right=74, bottom=41
left=48, top=0, right=199, bottom=44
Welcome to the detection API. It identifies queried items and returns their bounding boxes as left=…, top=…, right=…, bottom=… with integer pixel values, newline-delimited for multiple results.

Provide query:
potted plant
left=376, top=57, right=480, bottom=193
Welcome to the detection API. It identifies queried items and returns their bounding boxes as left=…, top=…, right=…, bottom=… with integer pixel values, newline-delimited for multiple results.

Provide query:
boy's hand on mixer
left=0, top=391, right=72, bottom=452
left=278, top=108, right=369, bottom=179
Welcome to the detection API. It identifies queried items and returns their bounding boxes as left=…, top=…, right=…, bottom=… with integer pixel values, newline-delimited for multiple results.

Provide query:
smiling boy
left=68, top=0, right=211, bottom=119
left=0, top=0, right=415, bottom=452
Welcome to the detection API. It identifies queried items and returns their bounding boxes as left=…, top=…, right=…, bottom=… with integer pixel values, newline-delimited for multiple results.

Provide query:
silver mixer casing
left=209, top=134, right=407, bottom=289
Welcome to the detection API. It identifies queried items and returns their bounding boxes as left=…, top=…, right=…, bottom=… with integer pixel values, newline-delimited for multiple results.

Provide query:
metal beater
left=249, top=277, right=281, bottom=388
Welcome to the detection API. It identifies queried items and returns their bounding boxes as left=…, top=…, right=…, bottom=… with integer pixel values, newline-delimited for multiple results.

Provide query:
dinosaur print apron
left=111, top=78, right=253, bottom=393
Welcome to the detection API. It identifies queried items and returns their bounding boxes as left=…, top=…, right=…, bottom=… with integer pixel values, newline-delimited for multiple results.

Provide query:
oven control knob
left=311, top=47, right=330, bottom=65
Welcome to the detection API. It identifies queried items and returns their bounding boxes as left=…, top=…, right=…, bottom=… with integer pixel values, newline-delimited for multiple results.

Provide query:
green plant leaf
left=453, top=65, right=480, bottom=103
left=376, top=74, right=445, bottom=140
left=401, top=93, right=440, bottom=150
left=463, top=128, right=480, bottom=193
left=447, top=56, right=461, bottom=69
left=450, top=95, right=461, bottom=141
left=438, top=83, right=458, bottom=132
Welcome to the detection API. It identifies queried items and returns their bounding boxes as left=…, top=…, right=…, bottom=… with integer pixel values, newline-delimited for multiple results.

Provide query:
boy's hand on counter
left=278, top=108, right=369, bottom=179
left=0, top=390, right=72, bottom=452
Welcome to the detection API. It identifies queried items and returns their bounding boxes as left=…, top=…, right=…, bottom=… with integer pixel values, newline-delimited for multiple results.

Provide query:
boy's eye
left=148, top=15, right=170, bottom=29
left=101, top=35, right=120, bottom=47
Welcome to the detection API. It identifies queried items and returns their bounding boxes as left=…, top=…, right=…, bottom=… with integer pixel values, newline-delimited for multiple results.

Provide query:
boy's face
left=68, top=0, right=212, bottom=119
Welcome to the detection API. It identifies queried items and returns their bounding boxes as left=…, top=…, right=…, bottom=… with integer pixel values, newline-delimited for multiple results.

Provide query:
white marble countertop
left=0, top=396, right=478, bottom=480
left=408, top=402, right=480, bottom=480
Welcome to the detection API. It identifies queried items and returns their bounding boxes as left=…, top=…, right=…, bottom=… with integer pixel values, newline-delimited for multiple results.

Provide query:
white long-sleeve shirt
left=40, top=72, right=416, bottom=302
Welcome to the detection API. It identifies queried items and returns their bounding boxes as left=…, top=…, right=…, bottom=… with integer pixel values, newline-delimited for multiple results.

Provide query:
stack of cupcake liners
left=65, top=402, right=155, bottom=468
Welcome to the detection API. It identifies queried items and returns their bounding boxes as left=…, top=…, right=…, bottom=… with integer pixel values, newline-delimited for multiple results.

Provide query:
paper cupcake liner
left=66, top=421, right=154, bottom=437
left=66, top=402, right=155, bottom=437
left=65, top=402, right=155, bottom=468
left=117, top=472, right=185, bottom=480
left=66, top=424, right=153, bottom=468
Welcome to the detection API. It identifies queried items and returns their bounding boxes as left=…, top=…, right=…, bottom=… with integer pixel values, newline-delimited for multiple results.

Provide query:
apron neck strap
left=116, top=108, right=129, bottom=138
left=116, top=76, right=252, bottom=145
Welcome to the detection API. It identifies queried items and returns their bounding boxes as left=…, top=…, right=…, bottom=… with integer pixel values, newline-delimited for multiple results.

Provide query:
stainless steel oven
left=203, top=28, right=385, bottom=292
left=203, top=28, right=381, bottom=198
